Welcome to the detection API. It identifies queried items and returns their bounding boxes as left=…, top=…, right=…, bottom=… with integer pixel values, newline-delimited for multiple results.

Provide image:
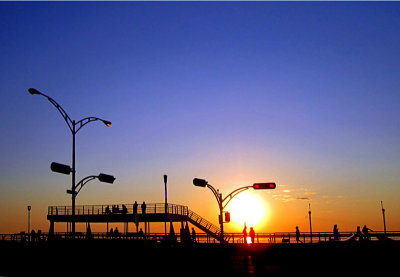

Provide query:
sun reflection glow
left=228, top=192, right=268, bottom=230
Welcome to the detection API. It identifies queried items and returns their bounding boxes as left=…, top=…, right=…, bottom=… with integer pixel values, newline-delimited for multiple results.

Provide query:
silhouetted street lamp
left=29, top=88, right=111, bottom=238
left=50, top=162, right=115, bottom=195
left=27, top=205, right=31, bottom=235
left=309, top=203, right=312, bottom=243
left=193, top=178, right=276, bottom=243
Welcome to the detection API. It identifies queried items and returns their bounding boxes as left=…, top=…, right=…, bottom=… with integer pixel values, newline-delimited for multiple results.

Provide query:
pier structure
left=47, top=202, right=224, bottom=242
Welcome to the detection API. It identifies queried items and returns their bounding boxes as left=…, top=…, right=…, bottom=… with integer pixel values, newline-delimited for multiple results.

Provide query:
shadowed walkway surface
left=0, top=240, right=398, bottom=276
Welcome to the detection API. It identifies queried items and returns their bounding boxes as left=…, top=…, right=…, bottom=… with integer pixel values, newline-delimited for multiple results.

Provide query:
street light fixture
left=50, top=162, right=72, bottom=175
left=29, top=88, right=112, bottom=238
left=193, top=178, right=276, bottom=243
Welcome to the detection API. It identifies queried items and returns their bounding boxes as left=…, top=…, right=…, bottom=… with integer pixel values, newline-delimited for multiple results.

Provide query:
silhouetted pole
left=381, top=201, right=387, bottom=234
left=27, top=205, right=31, bottom=235
left=72, top=120, right=76, bottom=237
left=28, top=88, right=111, bottom=239
left=164, top=174, right=168, bottom=237
left=218, top=191, right=224, bottom=243
left=308, top=203, right=312, bottom=243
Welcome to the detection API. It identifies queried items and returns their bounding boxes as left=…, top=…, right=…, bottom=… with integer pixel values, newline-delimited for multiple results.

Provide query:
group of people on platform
left=29, top=229, right=42, bottom=241
left=104, top=201, right=147, bottom=215
left=295, top=224, right=374, bottom=243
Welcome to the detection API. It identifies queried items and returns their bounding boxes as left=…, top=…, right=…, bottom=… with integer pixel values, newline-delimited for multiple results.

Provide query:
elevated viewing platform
left=48, top=203, right=190, bottom=223
left=48, top=203, right=224, bottom=241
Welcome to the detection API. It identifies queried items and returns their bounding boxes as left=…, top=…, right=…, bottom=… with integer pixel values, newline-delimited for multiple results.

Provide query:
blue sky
left=1, top=2, right=400, bottom=233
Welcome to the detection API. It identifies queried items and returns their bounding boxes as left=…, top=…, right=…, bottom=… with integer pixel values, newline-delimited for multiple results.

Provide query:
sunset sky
left=1, top=2, right=399, bottom=235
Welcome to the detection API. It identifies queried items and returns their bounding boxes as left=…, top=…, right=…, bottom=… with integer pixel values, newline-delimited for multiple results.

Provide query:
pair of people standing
left=242, top=226, right=256, bottom=244
left=133, top=201, right=147, bottom=215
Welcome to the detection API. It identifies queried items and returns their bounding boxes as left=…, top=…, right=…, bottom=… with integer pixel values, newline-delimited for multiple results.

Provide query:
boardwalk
left=1, top=202, right=397, bottom=243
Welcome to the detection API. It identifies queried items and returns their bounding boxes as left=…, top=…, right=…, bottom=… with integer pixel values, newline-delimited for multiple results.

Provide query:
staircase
left=186, top=209, right=229, bottom=243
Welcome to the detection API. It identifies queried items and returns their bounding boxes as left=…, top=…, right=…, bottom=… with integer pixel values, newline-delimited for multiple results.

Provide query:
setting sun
left=227, top=192, right=268, bottom=230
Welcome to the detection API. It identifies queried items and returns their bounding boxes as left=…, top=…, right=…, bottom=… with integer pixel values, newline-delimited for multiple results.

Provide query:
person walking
left=296, top=226, right=302, bottom=243
left=362, top=225, right=373, bottom=241
left=191, top=227, right=196, bottom=243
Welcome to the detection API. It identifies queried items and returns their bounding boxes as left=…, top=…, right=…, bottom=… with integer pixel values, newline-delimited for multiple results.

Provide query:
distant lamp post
left=29, top=88, right=112, bottom=238
left=381, top=201, right=387, bottom=234
left=308, top=203, right=312, bottom=243
left=193, top=178, right=276, bottom=243
left=164, top=175, right=168, bottom=237
left=27, top=205, right=31, bottom=235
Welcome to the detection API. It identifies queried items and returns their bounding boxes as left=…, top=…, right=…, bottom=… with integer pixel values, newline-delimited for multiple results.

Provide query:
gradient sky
left=1, top=2, right=400, bottom=234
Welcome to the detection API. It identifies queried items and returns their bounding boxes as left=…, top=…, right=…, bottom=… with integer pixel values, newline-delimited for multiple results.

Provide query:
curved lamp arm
left=75, top=175, right=98, bottom=195
left=29, top=88, right=111, bottom=134
left=206, top=184, right=222, bottom=206
left=28, top=88, right=73, bottom=132
left=75, top=117, right=111, bottom=133
left=222, top=186, right=252, bottom=209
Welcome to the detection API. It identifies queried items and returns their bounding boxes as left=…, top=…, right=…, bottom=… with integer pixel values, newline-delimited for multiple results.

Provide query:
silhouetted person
left=122, top=204, right=127, bottom=215
left=105, top=205, right=110, bottom=214
left=115, top=227, right=120, bottom=238
left=138, top=228, right=144, bottom=239
left=191, top=228, right=196, bottom=243
left=133, top=201, right=138, bottom=215
left=249, top=227, right=255, bottom=244
left=333, top=224, right=340, bottom=241
left=109, top=228, right=114, bottom=237
left=141, top=201, right=146, bottom=214
left=296, top=226, right=302, bottom=243
left=30, top=229, right=36, bottom=242
left=356, top=226, right=363, bottom=241
left=362, top=225, right=373, bottom=241
left=242, top=225, right=247, bottom=244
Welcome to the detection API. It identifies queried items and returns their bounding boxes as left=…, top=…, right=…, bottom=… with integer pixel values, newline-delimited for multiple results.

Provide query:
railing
left=48, top=203, right=189, bottom=216
left=2, top=231, right=400, bottom=243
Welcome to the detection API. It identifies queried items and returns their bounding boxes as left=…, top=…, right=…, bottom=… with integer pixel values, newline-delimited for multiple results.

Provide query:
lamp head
left=28, top=88, right=41, bottom=95
left=98, top=173, right=115, bottom=184
left=193, top=178, right=208, bottom=188
left=102, top=120, right=112, bottom=127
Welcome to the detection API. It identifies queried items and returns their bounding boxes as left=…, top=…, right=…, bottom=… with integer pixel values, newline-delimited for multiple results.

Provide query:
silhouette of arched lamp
left=72, top=173, right=115, bottom=196
left=29, top=88, right=111, bottom=238
left=193, top=178, right=276, bottom=244
left=51, top=162, right=115, bottom=195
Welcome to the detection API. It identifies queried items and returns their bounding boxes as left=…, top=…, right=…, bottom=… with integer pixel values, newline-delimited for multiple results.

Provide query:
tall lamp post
left=308, top=203, right=312, bottom=243
left=164, top=175, right=168, bottom=237
left=27, top=205, right=31, bottom=235
left=381, top=201, right=387, bottom=234
left=29, top=88, right=112, bottom=238
left=193, top=178, right=276, bottom=243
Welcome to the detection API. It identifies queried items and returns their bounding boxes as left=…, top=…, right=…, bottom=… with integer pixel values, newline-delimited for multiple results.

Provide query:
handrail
left=2, top=231, right=400, bottom=243
left=48, top=203, right=189, bottom=216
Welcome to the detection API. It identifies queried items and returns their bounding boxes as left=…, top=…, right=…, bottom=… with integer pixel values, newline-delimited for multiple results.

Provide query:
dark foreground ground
left=0, top=239, right=398, bottom=276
